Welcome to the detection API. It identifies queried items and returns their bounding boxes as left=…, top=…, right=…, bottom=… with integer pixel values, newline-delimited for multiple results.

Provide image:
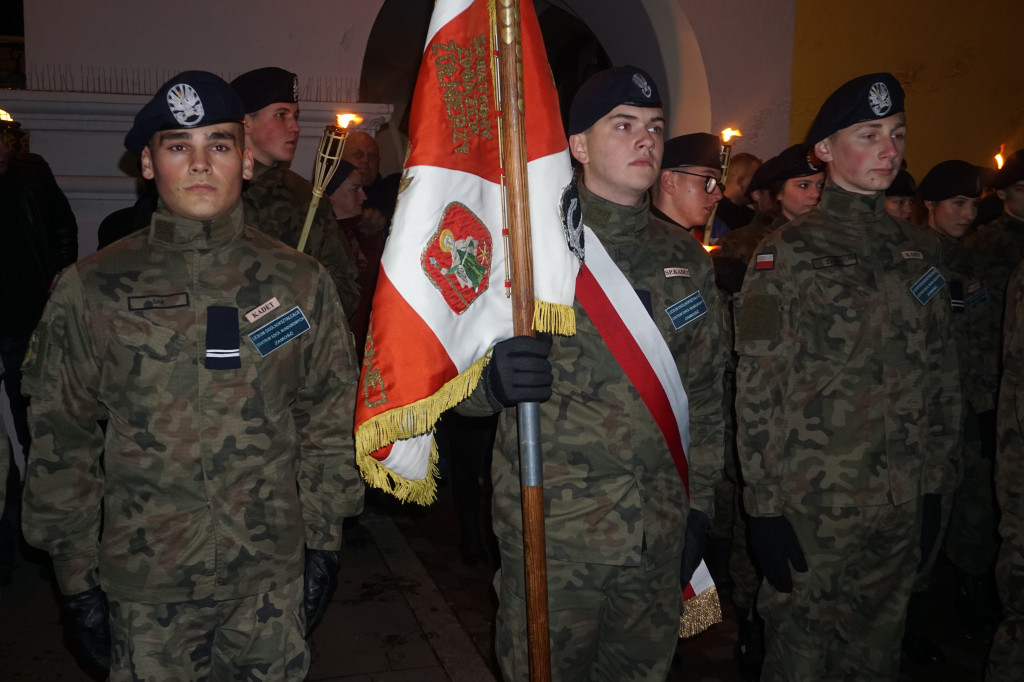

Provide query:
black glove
left=303, top=548, right=341, bottom=636
left=679, top=509, right=709, bottom=587
left=62, top=585, right=112, bottom=678
left=748, top=515, right=807, bottom=593
left=485, top=335, right=553, bottom=408
left=918, top=493, right=942, bottom=570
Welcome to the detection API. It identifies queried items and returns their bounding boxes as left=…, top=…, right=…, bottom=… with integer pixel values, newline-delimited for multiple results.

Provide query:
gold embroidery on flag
left=361, top=324, right=388, bottom=409
left=431, top=34, right=493, bottom=153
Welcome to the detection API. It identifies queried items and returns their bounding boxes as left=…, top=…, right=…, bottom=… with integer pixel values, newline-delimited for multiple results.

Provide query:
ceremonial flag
left=354, top=0, right=578, bottom=504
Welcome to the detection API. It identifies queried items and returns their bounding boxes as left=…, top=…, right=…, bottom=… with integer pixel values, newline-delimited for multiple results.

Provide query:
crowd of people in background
left=0, top=57, right=1022, bottom=682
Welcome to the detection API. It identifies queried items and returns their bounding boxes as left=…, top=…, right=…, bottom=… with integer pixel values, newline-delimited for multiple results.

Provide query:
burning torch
left=702, top=127, right=742, bottom=249
left=297, top=113, right=363, bottom=253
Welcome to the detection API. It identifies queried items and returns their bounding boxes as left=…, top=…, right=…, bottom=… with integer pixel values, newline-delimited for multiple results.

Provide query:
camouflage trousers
left=494, top=540, right=682, bottom=682
left=108, top=576, right=308, bottom=681
left=988, top=488, right=1024, bottom=680
left=758, top=500, right=920, bottom=682
left=947, top=409, right=1000, bottom=576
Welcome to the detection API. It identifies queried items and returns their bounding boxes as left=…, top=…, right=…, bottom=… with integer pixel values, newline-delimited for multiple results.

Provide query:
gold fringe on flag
left=356, top=438, right=440, bottom=506
left=354, top=298, right=575, bottom=504
left=355, top=353, right=491, bottom=459
left=678, top=586, right=723, bottom=638
left=533, top=299, right=576, bottom=336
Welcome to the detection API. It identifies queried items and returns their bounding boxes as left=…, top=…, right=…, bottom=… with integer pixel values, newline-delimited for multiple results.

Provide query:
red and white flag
left=354, top=0, right=578, bottom=504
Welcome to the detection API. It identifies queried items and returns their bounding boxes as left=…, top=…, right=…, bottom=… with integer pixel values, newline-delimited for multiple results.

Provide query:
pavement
left=0, top=485, right=996, bottom=681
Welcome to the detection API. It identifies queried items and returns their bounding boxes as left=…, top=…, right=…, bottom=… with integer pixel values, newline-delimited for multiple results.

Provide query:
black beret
left=805, top=72, right=905, bottom=148
left=568, top=65, right=661, bottom=135
left=750, top=144, right=822, bottom=191
left=885, top=169, right=917, bottom=197
left=919, top=160, right=981, bottom=201
left=661, top=133, right=721, bottom=170
left=230, top=67, right=299, bottom=114
left=124, top=70, right=245, bottom=156
left=325, top=159, right=358, bottom=196
left=996, top=150, right=1024, bottom=189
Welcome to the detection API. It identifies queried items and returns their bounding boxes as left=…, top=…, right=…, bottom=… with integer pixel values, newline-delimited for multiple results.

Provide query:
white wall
left=14, top=0, right=395, bottom=259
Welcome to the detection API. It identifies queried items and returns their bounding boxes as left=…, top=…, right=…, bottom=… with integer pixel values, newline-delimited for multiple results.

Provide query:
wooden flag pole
left=495, top=1, right=551, bottom=679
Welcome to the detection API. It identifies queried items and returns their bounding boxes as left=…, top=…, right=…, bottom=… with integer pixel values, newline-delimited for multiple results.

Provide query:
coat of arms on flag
left=422, top=204, right=492, bottom=313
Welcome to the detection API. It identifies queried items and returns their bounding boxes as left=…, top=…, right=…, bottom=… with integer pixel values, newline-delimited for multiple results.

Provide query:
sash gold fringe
left=533, top=299, right=576, bottom=336
left=678, top=586, right=722, bottom=638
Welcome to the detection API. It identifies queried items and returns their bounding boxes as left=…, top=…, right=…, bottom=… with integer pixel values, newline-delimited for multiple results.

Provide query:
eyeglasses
left=671, top=170, right=722, bottom=195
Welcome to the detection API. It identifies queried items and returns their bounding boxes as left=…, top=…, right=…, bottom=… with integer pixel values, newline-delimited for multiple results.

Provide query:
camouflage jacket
left=714, top=212, right=786, bottom=266
left=243, top=161, right=362, bottom=322
left=964, top=211, right=1024, bottom=398
left=996, top=261, right=1024, bottom=533
left=734, top=183, right=962, bottom=514
left=938, top=232, right=999, bottom=414
left=21, top=201, right=364, bottom=603
left=467, top=183, right=727, bottom=569
left=712, top=213, right=787, bottom=295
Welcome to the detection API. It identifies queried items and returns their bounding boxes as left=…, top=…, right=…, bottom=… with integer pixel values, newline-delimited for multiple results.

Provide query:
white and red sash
left=574, top=225, right=721, bottom=637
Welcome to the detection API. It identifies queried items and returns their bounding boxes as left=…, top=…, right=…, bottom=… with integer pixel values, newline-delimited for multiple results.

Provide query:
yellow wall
left=792, top=0, right=1024, bottom=178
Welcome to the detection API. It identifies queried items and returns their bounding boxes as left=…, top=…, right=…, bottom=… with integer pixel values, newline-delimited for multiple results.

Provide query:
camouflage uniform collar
left=934, top=229, right=962, bottom=259
left=819, top=180, right=886, bottom=223
left=577, top=179, right=650, bottom=242
left=250, top=159, right=279, bottom=182
left=149, top=199, right=246, bottom=249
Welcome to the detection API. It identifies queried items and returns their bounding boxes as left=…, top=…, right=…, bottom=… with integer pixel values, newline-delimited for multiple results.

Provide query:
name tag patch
left=910, top=266, right=946, bottom=306
left=129, top=293, right=190, bottom=310
left=812, top=254, right=858, bottom=269
left=901, top=250, right=924, bottom=260
left=245, top=297, right=281, bottom=324
left=666, top=291, right=708, bottom=330
left=664, top=267, right=691, bottom=278
left=248, top=306, right=310, bottom=357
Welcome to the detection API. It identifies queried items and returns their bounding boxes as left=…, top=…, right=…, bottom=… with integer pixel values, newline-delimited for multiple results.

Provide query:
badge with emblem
left=166, top=83, right=205, bottom=126
left=868, top=82, right=892, bottom=116
left=422, top=202, right=492, bottom=314
left=633, top=72, right=652, bottom=99
left=561, top=177, right=584, bottom=263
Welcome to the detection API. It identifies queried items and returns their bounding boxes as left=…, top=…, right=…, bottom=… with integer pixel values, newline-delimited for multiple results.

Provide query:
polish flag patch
left=754, top=253, right=775, bottom=270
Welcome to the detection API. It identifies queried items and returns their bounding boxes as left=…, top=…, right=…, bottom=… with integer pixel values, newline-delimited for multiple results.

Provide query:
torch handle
left=297, top=188, right=324, bottom=254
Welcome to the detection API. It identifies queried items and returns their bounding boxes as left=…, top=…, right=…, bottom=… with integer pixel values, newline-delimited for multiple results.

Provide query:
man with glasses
left=652, top=132, right=725, bottom=243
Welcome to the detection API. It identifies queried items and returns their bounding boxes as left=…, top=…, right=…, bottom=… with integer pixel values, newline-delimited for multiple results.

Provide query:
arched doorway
left=359, top=0, right=711, bottom=173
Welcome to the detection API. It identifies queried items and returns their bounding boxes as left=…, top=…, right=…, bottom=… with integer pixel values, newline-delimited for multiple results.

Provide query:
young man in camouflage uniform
left=651, top=132, right=725, bottom=242
left=464, top=65, right=726, bottom=681
left=21, top=71, right=363, bottom=681
left=734, top=73, right=961, bottom=681
left=990, top=259, right=1024, bottom=681
left=231, top=66, right=361, bottom=323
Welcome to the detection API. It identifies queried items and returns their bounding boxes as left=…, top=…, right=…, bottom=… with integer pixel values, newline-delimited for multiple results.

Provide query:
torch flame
left=721, top=128, right=742, bottom=143
left=996, top=143, right=1006, bottom=170
left=336, top=113, right=363, bottom=129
